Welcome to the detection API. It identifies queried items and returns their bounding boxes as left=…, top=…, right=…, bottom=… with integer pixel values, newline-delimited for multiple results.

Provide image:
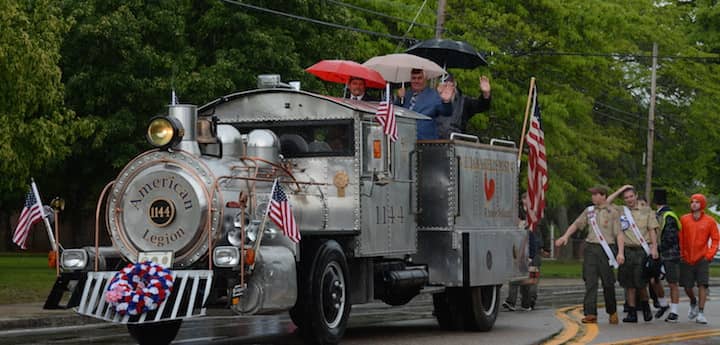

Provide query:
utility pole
left=435, top=0, right=446, bottom=38
left=645, top=43, right=658, bottom=202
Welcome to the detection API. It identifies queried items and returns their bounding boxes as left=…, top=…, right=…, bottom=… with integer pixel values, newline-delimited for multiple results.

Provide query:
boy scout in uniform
left=556, top=184, right=625, bottom=324
left=611, top=186, right=659, bottom=322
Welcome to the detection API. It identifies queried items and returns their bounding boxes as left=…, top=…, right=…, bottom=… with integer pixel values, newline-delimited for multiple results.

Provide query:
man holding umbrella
left=396, top=68, right=455, bottom=140
left=437, top=74, right=492, bottom=139
left=404, top=38, right=491, bottom=139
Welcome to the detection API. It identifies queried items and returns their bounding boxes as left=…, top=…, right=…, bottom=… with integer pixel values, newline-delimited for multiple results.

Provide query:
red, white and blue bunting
left=105, top=261, right=174, bottom=316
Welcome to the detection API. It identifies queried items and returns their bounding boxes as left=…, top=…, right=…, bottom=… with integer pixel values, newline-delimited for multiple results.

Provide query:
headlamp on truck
left=61, top=249, right=88, bottom=270
left=213, top=246, right=240, bottom=267
left=147, top=116, right=184, bottom=148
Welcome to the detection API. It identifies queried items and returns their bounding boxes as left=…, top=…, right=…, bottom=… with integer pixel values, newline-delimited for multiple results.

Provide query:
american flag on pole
left=375, top=83, right=398, bottom=142
left=268, top=180, right=300, bottom=243
left=525, top=83, right=548, bottom=231
left=12, top=183, right=44, bottom=249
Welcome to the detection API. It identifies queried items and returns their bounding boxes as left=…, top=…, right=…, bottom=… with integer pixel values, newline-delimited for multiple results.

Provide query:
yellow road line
left=595, top=329, right=720, bottom=345
left=543, top=304, right=601, bottom=345
left=545, top=297, right=720, bottom=345
left=571, top=308, right=598, bottom=345
left=543, top=305, right=581, bottom=345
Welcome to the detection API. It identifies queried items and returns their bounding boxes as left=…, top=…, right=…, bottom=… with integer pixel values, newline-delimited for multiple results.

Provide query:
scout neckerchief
left=622, top=206, right=651, bottom=255
left=588, top=206, right=619, bottom=268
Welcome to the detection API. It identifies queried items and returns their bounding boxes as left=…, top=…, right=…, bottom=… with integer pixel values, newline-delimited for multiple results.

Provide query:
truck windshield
left=234, top=119, right=354, bottom=158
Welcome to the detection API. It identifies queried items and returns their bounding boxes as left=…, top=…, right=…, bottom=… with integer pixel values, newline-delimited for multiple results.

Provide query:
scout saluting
left=556, top=184, right=625, bottom=324
left=611, top=186, right=659, bottom=323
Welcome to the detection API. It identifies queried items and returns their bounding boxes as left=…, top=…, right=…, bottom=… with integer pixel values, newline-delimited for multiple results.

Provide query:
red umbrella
left=306, top=60, right=386, bottom=89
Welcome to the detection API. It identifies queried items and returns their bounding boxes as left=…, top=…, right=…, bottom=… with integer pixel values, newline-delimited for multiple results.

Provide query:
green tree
left=0, top=0, right=92, bottom=205
left=445, top=0, right=720, bottom=219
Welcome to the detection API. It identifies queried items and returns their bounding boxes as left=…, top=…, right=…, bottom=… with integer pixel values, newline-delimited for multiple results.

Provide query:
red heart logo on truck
left=484, top=173, right=495, bottom=201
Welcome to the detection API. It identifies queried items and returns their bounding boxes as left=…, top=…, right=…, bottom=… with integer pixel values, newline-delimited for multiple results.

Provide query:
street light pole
left=645, top=43, right=657, bottom=202
left=435, top=0, right=446, bottom=39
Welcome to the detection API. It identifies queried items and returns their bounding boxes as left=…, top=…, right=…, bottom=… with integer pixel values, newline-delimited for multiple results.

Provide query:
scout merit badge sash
left=622, top=206, right=651, bottom=255
left=588, top=206, right=619, bottom=269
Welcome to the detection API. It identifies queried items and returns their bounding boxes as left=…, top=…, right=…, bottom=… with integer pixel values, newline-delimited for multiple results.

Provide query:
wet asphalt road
left=2, top=285, right=719, bottom=345
left=0, top=288, right=577, bottom=345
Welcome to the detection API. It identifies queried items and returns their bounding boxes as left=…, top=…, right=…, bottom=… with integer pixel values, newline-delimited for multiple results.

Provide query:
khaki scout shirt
left=621, top=205, right=659, bottom=247
left=573, top=204, right=621, bottom=244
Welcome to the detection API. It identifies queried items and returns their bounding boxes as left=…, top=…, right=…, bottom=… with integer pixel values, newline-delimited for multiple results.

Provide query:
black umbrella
left=405, top=38, right=488, bottom=69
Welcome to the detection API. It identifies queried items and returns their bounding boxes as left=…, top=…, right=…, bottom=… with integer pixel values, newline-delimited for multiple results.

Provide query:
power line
left=513, top=50, right=720, bottom=62
left=541, top=77, right=683, bottom=126
left=329, top=0, right=458, bottom=41
left=592, top=108, right=647, bottom=129
left=394, top=0, right=428, bottom=52
left=220, top=0, right=415, bottom=41
left=220, top=1, right=720, bottom=64
left=594, top=101, right=642, bottom=120
left=327, top=0, right=435, bottom=30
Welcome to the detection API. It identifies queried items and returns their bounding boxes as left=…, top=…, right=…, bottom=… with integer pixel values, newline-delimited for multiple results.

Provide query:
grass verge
left=543, top=259, right=720, bottom=278
left=0, top=253, right=56, bottom=304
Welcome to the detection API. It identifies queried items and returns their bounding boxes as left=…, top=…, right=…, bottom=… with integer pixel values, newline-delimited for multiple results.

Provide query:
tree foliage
left=445, top=0, right=720, bottom=216
left=0, top=0, right=93, bottom=205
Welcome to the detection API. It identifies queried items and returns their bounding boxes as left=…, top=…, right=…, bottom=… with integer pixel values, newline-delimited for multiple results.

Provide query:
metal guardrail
left=77, top=270, right=213, bottom=324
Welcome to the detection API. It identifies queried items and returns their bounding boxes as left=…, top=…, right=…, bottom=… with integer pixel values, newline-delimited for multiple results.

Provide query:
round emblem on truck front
left=148, top=198, right=176, bottom=227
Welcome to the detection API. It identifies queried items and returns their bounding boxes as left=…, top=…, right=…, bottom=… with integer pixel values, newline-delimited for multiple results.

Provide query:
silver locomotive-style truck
left=45, top=76, right=527, bottom=345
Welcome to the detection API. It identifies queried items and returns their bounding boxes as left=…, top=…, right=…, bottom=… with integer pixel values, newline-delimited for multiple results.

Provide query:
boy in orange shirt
left=679, top=194, right=720, bottom=324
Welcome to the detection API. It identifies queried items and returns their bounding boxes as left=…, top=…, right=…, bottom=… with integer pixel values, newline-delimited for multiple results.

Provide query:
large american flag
left=12, top=184, right=44, bottom=249
left=525, top=83, right=548, bottom=231
left=268, top=180, right=300, bottom=243
left=375, top=84, right=398, bottom=142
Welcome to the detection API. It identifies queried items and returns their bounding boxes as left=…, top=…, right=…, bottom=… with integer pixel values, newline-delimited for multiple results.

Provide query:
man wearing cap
left=347, top=77, right=378, bottom=101
left=437, top=75, right=492, bottom=139
left=607, top=185, right=659, bottom=323
left=679, top=193, right=719, bottom=324
left=556, top=184, right=625, bottom=324
left=396, top=68, right=454, bottom=140
left=650, top=188, right=682, bottom=322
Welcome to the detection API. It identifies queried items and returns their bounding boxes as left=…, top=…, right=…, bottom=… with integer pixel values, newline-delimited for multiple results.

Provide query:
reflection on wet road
left=4, top=286, right=720, bottom=345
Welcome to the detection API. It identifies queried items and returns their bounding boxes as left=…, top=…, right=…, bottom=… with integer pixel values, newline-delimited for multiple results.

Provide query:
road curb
left=0, top=313, right=102, bottom=332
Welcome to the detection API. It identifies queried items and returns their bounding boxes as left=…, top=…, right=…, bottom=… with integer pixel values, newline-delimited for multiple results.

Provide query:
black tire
left=433, top=287, right=465, bottom=330
left=297, top=240, right=351, bottom=345
left=289, top=303, right=304, bottom=329
left=127, top=320, right=182, bottom=345
left=463, top=285, right=500, bottom=331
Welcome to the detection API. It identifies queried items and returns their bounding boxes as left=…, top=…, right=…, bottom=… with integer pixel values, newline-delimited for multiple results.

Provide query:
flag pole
left=31, top=178, right=59, bottom=252
left=385, top=82, right=391, bottom=141
left=517, top=77, right=536, bottom=169
left=250, top=179, right=276, bottom=270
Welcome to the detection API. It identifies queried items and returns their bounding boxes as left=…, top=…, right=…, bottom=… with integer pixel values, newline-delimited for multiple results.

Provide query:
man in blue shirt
left=396, top=69, right=454, bottom=139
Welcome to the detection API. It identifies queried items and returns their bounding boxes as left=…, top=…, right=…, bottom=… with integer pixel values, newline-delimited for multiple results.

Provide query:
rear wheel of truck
left=296, top=240, right=351, bottom=345
left=433, top=288, right=465, bottom=330
left=127, top=319, right=182, bottom=345
left=463, top=285, right=500, bottom=331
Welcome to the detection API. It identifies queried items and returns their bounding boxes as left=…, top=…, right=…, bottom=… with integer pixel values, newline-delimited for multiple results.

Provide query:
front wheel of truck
left=127, top=319, right=182, bottom=345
